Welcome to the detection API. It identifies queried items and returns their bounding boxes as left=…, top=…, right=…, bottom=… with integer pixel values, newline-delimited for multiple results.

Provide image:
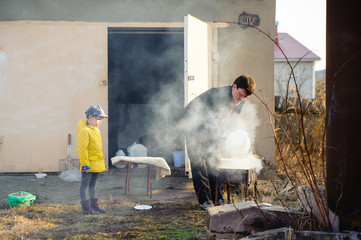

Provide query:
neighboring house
left=274, top=27, right=320, bottom=109
left=0, top=0, right=276, bottom=173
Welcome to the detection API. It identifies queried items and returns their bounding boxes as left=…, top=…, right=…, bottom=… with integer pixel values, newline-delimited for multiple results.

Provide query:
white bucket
left=173, top=151, right=185, bottom=167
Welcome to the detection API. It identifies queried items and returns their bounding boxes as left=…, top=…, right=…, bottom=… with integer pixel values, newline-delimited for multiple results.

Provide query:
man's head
left=231, top=75, right=256, bottom=102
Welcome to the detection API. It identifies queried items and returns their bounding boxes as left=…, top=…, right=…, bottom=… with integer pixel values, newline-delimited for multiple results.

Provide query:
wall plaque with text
left=238, top=12, right=260, bottom=29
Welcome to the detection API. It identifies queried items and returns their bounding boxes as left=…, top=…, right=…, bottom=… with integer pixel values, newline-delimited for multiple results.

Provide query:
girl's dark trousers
left=80, top=172, right=99, bottom=201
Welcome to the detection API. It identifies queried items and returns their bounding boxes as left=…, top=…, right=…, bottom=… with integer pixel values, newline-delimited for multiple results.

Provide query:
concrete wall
left=0, top=0, right=275, bottom=173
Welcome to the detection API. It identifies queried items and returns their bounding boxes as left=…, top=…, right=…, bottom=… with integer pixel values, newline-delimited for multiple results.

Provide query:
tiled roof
left=275, top=33, right=320, bottom=61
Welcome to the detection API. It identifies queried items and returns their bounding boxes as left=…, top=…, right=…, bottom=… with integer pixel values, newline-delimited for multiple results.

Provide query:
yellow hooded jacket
left=77, top=119, right=106, bottom=172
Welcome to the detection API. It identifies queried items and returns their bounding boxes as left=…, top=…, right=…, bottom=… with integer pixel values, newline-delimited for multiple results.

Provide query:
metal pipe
left=326, top=0, right=361, bottom=230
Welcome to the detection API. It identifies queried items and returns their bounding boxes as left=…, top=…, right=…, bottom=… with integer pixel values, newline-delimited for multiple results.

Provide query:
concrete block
left=206, top=201, right=301, bottom=233
left=243, top=227, right=361, bottom=240
left=298, top=185, right=339, bottom=232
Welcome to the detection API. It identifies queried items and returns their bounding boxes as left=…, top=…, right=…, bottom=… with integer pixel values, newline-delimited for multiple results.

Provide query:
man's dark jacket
left=181, top=86, right=245, bottom=151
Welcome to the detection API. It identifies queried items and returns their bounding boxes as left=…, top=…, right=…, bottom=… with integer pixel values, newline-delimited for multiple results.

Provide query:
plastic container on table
left=127, top=143, right=148, bottom=168
left=173, top=151, right=185, bottom=167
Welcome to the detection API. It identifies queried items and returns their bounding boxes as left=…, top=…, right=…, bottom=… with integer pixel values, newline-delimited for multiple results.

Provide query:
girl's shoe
left=81, top=200, right=94, bottom=215
left=90, top=198, right=106, bottom=213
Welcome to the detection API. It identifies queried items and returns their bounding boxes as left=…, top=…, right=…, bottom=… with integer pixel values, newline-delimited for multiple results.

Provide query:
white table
left=111, top=156, right=171, bottom=198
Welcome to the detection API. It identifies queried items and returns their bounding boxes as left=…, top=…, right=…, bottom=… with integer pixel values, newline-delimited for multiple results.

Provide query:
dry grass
left=0, top=200, right=209, bottom=240
left=269, top=77, right=328, bottom=230
left=274, top=76, right=326, bottom=183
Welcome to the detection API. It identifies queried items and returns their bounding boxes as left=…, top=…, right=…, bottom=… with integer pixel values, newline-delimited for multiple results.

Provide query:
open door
left=108, top=28, right=184, bottom=165
left=184, top=14, right=209, bottom=105
left=184, top=14, right=210, bottom=176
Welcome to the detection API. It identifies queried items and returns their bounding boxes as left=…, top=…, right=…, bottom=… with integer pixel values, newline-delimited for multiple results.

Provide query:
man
left=182, top=75, right=255, bottom=209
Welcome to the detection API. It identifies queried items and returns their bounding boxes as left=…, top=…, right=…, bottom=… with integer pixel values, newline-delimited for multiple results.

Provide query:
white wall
left=0, top=22, right=108, bottom=172
left=274, top=61, right=316, bottom=100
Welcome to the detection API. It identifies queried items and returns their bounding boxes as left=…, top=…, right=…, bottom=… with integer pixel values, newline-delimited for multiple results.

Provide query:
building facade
left=0, top=0, right=275, bottom=173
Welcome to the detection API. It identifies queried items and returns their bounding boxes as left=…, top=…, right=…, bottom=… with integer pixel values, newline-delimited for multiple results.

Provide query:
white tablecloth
left=111, top=156, right=171, bottom=180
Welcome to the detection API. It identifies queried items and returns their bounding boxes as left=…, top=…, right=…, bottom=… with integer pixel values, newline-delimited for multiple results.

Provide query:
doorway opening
left=108, top=27, right=184, bottom=167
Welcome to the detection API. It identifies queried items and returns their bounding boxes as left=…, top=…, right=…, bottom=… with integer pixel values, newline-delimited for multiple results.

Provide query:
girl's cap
left=85, top=105, right=108, bottom=118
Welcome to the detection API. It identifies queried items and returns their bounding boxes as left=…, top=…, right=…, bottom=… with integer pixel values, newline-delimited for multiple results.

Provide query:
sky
left=275, top=0, right=326, bottom=71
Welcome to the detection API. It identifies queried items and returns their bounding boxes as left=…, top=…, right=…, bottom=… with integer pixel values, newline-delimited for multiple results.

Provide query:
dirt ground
left=0, top=168, right=197, bottom=207
left=0, top=168, right=215, bottom=239
left=0, top=167, right=300, bottom=239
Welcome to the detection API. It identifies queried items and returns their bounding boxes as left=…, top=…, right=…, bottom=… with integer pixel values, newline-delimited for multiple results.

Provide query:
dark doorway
left=108, top=28, right=184, bottom=166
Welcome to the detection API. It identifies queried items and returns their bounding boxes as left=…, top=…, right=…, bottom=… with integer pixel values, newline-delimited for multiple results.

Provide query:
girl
left=77, top=105, right=108, bottom=214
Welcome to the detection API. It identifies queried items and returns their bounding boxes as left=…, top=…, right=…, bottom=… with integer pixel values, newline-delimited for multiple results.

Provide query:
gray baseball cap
left=85, top=105, right=108, bottom=118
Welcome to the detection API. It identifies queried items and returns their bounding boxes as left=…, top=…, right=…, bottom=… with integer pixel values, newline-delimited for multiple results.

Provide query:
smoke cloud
left=149, top=81, right=263, bottom=173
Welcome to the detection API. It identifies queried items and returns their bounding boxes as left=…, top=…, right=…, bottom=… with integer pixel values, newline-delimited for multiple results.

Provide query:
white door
left=184, top=14, right=210, bottom=176
left=184, top=14, right=209, bottom=105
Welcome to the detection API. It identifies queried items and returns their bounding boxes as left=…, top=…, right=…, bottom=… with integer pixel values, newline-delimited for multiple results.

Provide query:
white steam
left=220, top=129, right=263, bottom=174
left=150, top=83, right=263, bottom=172
left=231, top=101, right=260, bottom=148
left=224, top=130, right=251, bottom=155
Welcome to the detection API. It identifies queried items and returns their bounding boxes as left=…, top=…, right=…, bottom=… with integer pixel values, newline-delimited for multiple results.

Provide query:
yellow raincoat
left=77, top=119, right=106, bottom=172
